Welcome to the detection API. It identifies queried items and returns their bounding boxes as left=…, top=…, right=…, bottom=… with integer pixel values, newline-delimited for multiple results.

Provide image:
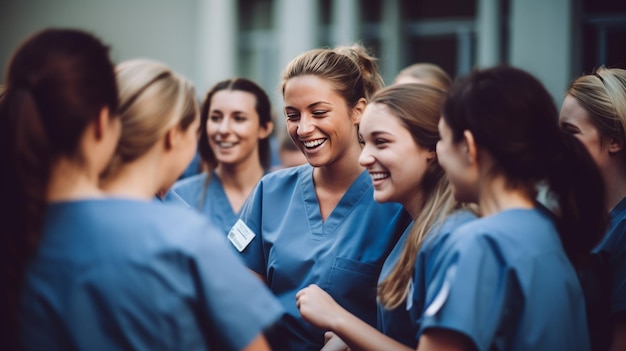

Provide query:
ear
left=258, top=120, right=274, bottom=140
left=426, top=149, right=437, bottom=161
left=164, top=127, right=177, bottom=151
left=462, top=130, right=478, bottom=164
left=608, top=137, right=624, bottom=154
left=351, top=98, right=367, bottom=125
left=94, top=107, right=111, bottom=140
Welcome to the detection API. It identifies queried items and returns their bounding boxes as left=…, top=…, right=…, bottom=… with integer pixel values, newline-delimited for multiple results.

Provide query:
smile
left=302, top=138, right=327, bottom=149
left=370, top=172, right=390, bottom=180
left=216, top=141, right=238, bottom=149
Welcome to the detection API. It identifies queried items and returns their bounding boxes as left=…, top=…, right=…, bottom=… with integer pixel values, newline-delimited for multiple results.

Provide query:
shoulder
left=436, top=210, right=478, bottom=235
left=261, top=164, right=309, bottom=183
left=171, top=172, right=209, bottom=192
left=101, top=199, right=220, bottom=249
left=254, top=164, right=310, bottom=193
left=422, top=210, right=478, bottom=251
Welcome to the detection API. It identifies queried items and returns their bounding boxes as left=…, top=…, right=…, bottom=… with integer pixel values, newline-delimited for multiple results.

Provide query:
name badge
left=228, top=219, right=256, bottom=252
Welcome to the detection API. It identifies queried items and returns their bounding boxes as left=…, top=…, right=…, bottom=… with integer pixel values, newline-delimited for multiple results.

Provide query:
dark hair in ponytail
left=442, top=65, right=607, bottom=265
left=0, top=29, right=118, bottom=349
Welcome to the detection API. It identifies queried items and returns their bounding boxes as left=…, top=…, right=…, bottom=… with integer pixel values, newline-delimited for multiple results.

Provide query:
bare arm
left=416, top=329, right=475, bottom=351
left=296, top=284, right=413, bottom=351
left=611, top=321, right=626, bottom=351
left=249, top=269, right=266, bottom=284
left=242, top=334, right=271, bottom=351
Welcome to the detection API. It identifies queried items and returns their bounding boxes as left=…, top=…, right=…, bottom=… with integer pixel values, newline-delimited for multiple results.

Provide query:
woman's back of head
left=103, top=59, right=198, bottom=181
left=393, top=63, right=452, bottom=91
left=0, top=28, right=118, bottom=351
left=281, top=44, right=384, bottom=106
left=442, top=65, right=607, bottom=264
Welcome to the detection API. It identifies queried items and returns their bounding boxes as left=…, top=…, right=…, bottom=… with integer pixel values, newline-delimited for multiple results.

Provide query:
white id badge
left=228, top=219, right=256, bottom=252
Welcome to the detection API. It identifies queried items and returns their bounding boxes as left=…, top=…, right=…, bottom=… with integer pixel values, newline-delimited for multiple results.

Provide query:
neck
left=478, top=175, right=534, bottom=217
left=405, top=192, right=425, bottom=220
left=602, top=161, right=626, bottom=212
left=314, top=143, right=364, bottom=192
left=47, top=157, right=104, bottom=201
left=216, top=156, right=265, bottom=192
left=101, top=151, right=163, bottom=200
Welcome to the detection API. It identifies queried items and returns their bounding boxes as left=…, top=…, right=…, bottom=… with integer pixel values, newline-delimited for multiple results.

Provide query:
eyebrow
left=365, top=130, right=393, bottom=138
left=560, top=121, right=580, bottom=130
left=285, top=101, right=331, bottom=110
left=210, top=109, right=248, bottom=115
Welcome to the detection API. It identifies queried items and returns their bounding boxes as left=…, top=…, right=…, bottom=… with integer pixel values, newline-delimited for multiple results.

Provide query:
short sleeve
left=195, top=227, right=283, bottom=350
left=230, top=180, right=266, bottom=276
left=418, top=233, right=519, bottom=350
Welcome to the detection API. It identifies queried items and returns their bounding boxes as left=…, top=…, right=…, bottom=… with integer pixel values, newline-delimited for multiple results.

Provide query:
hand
left=321, top=331, right=351, bottom=351
left=295, top=284, right=344, bottom=330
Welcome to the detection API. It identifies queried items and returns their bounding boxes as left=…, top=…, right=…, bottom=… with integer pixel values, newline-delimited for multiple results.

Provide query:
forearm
left=330, top=309, right=414, bottom=351
left=611, top=320, right=626, bottom=351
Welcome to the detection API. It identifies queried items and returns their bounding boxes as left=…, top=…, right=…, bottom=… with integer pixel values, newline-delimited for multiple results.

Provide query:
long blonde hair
left=375, top=84, right=458, bottom=309
left=103, top=59, right=197, bottom=178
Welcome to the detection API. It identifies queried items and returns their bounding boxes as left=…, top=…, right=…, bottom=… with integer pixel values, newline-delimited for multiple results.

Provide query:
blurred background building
left=1, top=0, right=625, bottom=129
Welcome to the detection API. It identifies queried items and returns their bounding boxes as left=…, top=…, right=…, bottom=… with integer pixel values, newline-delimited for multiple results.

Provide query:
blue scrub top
left=233, top=164, right=411, bottom=351
left=168, top=171, right=240, bottom=235
left=418, top=207, right=590, bottom=351
left=585, top=196, right=626, bottom=350
left=377, top=210, right=476, bottom=348
left=594, top=196, right=626, bottom=314
left=20, top=198, right=284, bottom=351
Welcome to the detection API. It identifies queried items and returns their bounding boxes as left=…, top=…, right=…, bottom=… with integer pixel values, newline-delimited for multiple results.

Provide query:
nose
left=217, top=117, right=230, bottom=135
left=297, top=114, right=315, bottom=137
left=359, top=144, right=375, bottom=167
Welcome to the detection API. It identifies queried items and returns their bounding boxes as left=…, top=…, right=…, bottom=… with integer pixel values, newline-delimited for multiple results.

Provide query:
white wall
left=0, top=0, right=199, bottom=92
left=509, top=0, right=573, bottom=103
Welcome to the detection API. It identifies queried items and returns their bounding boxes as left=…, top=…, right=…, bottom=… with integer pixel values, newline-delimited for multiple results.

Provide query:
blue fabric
left=377, top=210, right=476, bottom=348
left=168, top=171, right=239, bottom=236
left=156, top=191, right=191, bottom=209
left=594, top=196, right=626, bottom=315
left=235, top=164, right=411, bottom=351
left=584, top=196, right=626, bottom=350
left=20, top=199, right=283, bottom=351
left=419, top=208, right=590, bottom=351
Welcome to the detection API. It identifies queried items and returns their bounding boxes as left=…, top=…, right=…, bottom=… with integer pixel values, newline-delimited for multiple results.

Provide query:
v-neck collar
left=298, top=166, right=372, bottom=238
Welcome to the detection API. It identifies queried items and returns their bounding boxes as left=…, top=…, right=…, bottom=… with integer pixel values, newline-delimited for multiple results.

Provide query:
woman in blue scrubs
left=560, top=67, right=626, bottom=351
left=230, top=45, right=411, bottom=350
left=4, top=31, right=281, bottom=351
left=167, top=78, right=273, bottom=235
left=422, top=66, right=607, bottom=350
left=295, top=83, right=477, bottom=350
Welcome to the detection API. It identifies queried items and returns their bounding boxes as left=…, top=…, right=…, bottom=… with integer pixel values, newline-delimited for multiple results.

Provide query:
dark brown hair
left=0, top=29, right=118, bottom=349
left=442, top=66, right=607, bottom=264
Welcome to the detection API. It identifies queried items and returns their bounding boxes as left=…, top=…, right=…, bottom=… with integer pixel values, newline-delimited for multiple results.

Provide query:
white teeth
left=217, top=142, right=236, bottom=148
left=371, top=172, right=389, bottom=180
left=302, top=139, right=326, bottom=148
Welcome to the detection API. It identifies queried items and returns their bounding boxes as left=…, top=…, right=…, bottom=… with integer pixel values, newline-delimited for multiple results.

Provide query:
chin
left=373, top=192, right=391, bottom=204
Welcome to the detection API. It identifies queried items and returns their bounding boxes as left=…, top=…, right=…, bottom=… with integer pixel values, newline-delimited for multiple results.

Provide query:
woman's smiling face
left=283, top=75, right=360, bottom=168
left=358, top=102, right=434, bottom=208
